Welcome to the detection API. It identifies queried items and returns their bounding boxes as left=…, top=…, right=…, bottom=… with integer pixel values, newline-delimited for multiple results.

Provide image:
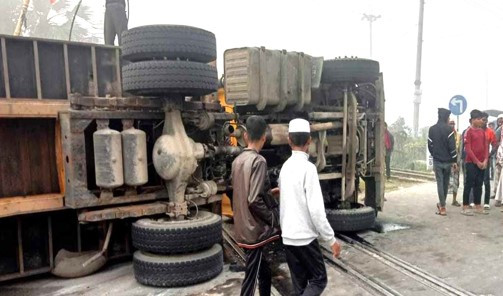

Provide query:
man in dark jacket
left=428, top=108, right=457, bottom=216
left=232, top=116, right=280, bottom=296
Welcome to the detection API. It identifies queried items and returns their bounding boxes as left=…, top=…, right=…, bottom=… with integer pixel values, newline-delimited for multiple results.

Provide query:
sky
left=81, top=0, right=503, bottom=131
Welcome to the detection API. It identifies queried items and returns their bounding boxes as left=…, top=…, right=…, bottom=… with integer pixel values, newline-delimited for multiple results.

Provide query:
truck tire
left=121, top=25, right=216, bottom=63
left=326, top=204, right=375, bottom=232
left=133, top=244, right=223, bottom=287
left=132, top=211, right=222, bottom=254
left=321, top=58, right=379, bottom=83
left=122, top=60, right=218, bottom=96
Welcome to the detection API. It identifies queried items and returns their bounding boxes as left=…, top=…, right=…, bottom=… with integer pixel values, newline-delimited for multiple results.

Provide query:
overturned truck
left=224, top=48, right=385, bottom=232
left=0, top=25, right=385, bottom=285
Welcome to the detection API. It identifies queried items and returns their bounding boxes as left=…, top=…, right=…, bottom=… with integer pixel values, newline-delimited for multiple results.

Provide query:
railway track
left=391, top=169, right=436, bottom=182
left=222, top=225, right=284, bottom=296
left=320, top=233, right=476, bottom=296
left=222, top=222, right=473, bottom=296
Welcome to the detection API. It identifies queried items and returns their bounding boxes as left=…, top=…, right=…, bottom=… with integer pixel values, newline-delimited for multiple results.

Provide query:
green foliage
left=389, top=117, right=428, bottom=171
left=0, top=0, right=99, bottom=43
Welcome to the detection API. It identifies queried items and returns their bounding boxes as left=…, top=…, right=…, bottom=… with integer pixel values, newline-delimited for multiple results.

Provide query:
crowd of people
left=428, top=108, right=503, bottom=216
left=230, top=110, right=503, bottom=295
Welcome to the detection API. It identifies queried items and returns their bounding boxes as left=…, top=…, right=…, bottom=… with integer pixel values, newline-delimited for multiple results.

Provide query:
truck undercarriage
left=0, top=25, right=385, bottom=284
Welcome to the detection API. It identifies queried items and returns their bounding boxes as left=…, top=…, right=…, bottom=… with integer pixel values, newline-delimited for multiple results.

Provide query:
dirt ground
left=364, top=180, right=503, bottom=296
left=1, top=179, right=502, bottom=295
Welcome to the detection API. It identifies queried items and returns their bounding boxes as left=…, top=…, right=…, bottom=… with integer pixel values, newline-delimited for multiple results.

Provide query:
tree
left=0, top=0, right=101, bottom=43
left=388, top=117, right=428, bottom=171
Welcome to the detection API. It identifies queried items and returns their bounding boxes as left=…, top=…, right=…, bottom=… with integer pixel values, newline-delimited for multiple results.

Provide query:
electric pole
left=362, top=14, right=381, bottom=58
left=413, top=0, right=425, bottom=137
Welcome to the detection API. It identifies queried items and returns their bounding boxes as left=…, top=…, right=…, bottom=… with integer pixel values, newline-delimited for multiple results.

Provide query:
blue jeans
left=433, top=161, right=452, bottom=207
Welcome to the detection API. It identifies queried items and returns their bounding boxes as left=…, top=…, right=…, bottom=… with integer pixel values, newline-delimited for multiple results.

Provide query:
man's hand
left=477, top=161, right=484, bottom=170
left=331, top=241, right=341, bottom=258
left=452, top=163, right=458, bottom=172
left=482, top=160, right=488, bottom=170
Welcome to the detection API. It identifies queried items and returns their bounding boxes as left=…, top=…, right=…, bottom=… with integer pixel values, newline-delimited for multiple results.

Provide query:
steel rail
left=320, top=246, right=402, bottom=296
left=337, top=234, right=476, bottom=296
left=221, top=227, right=282, bottom=296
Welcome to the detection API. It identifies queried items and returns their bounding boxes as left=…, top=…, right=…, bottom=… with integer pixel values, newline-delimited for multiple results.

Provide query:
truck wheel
left=321, top=58, right=379, bottom=83
left=133, top=244, right=223, bottom=287
left=121, top=25, right=216, bottom=63
left=122, top=60, right=218, bottom=96
left=132, top=211, right=222, bottom=254
left=326, top=204, right=375, bottom=232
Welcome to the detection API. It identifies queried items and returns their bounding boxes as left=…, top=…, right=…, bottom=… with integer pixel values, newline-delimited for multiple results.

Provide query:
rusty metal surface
left=78, top=202, right=168, bottom=222
left=0, top=99, right=69, bottom=118
left=224, top=47, right=312, bottom=111
left=60, top=106, right=174, bottom=209
left=267, top=122, right=343, bottom=147
left=0, top=266, right=51, bottom=282
left=77, top=194, right=223, bottom=222
left=69, top=109, right=165, bottom=120
left=0, top=34, right=120, bottom=107
left=70, top=95, right=164, bottom=110
left=60, top=112, right=94, bottom=207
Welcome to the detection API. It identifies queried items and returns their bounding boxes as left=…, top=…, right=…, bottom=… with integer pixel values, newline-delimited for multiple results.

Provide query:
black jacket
left=428, top=121, right=457, bottom=163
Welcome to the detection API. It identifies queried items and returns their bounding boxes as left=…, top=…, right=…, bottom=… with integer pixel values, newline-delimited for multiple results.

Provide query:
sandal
left=436, top=203, right=447, bottom=216
left=475, top=209, right=489, bottom=215
left=461, top=208, right=474, bottom=216
left=452, top=201, right=461, bottom=207
left=474, top=205, right=489, bottom=215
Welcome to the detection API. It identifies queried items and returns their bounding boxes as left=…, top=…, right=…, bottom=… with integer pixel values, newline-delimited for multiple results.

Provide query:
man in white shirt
left=279, top=118, right=341, bottom=296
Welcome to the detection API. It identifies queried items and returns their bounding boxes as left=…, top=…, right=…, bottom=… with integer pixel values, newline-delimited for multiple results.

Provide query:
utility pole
left=413, top=0, right=425, bottom=137
left=362, top=14, right=381, bottom=58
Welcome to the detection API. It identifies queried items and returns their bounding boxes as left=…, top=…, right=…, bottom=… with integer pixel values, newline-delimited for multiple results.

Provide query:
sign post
left=449, top=95, right=467, bottom=132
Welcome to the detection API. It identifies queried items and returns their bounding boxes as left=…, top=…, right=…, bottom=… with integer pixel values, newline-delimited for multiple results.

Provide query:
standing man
left=232, top=116, right=280, bottom=296
left=495, top=132, right=503, bottom=209
left=460, top=119, right=475, bottom=207
left=104, top=0, right=128, bottom=45
left=481, top=112, right=498, bottom=209
left=493, top=114, right=503, bottom=205
left=279, top=118, right=341, bottom=296
left=384, top=122, right=395, bottom=180
left=428, top=108, right=458, bottom=216
left=448, top=120, right=462, bottom=207
left=462, top=110, right=489, bottom=215
left=496, top=114, right=503, bottom=144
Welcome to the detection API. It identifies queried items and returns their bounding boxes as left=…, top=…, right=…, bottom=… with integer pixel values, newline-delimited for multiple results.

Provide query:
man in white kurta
left=279, top=118, right=341, bottom=296
left=496, top=133, right=503, bottom=208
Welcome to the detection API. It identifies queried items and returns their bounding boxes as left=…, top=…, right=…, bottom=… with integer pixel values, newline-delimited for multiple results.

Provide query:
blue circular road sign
left=449, top=95, right=467, bottom=116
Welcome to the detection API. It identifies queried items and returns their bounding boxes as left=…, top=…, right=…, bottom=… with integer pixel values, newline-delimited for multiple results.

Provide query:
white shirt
left=279, top=151, right=336, bottom=247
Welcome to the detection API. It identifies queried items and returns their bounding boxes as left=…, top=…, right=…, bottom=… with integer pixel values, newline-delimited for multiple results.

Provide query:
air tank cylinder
left=93, top=120, right=124, bottom=189
left=121, top=120, right=148, bottom=186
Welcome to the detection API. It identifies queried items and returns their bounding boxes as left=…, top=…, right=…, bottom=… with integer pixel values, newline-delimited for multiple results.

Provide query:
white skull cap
left=498, top=114, right=503, bottom=119
left=289, top=118, right=310, bottom=133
